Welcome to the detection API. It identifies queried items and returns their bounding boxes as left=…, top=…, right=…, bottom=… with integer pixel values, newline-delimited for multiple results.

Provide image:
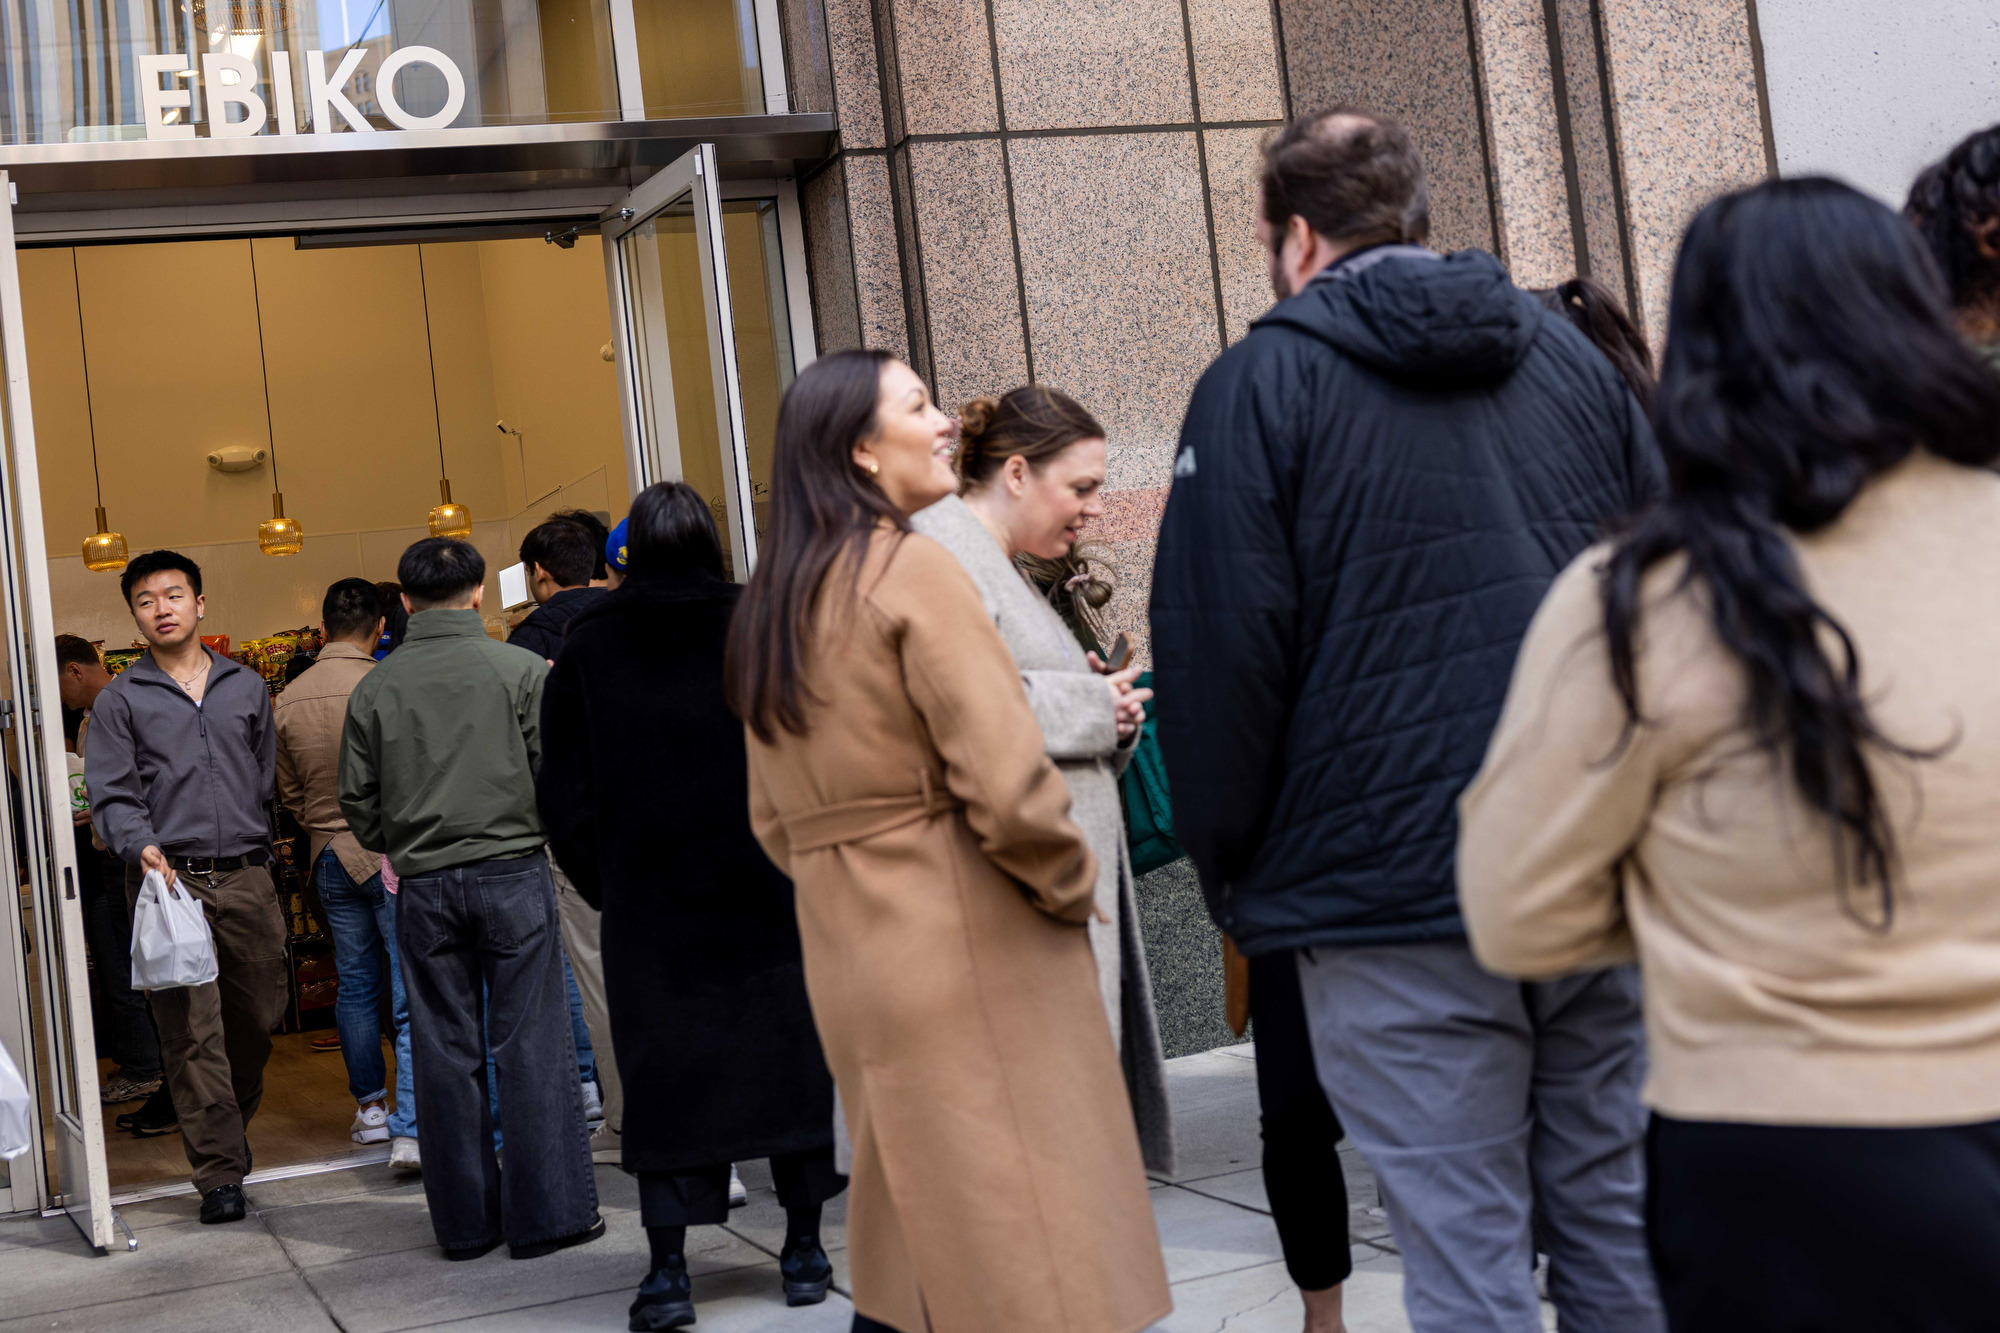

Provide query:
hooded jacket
left=1149, top=246, right=1661, bottom=953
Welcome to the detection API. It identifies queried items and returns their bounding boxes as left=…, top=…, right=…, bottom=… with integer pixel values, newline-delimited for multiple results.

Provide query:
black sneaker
left=119, top=1085, right=179, bottom=1138
left=628, top=1254, right=695, bottom=1330
left=509, top=1214, right=605, bottom=1260
left=779, top=1236, right=833, bottom=1307
left=199, top=1184, right=247, bottom=1224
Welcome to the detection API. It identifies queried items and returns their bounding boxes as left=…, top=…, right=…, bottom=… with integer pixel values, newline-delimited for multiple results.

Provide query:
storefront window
left=632, top=0, right=765, bottom=118
left=0, top=0, right=619, bottom=144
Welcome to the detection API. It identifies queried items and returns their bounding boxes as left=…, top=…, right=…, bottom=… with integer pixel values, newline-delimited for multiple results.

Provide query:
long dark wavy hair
left=1600, top=178, right=2000, bottom=927
left=725, top=349, right=901, bottom=742
left=1904, top=121, right=2000, bottom=319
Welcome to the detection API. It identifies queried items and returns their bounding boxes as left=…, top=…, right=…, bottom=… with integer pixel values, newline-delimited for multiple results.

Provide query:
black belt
left=168, top=849, right=272, bottom=875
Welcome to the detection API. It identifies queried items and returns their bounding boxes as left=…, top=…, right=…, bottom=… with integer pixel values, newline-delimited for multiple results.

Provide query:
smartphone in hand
left=1104, top=632, right=1134, bottom=673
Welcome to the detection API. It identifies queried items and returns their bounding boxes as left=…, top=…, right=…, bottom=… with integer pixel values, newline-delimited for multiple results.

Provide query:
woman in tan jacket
left=1460, top=180, right=2000, bottom=1332
left=726, top=349, right=1170, bottom=1333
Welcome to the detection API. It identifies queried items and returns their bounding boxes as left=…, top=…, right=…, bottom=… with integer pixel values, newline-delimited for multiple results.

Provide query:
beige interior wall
left=633, top=0, right=756, bottom=117
left=19, top=236, right=629, bottom=648
left=476, top=235, right=630, bottom=518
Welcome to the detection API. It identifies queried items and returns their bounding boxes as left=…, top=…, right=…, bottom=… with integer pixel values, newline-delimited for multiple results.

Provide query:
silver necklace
left=170, top=657, right=210, bottom=694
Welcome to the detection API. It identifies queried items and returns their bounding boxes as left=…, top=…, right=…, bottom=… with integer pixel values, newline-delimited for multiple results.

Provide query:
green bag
left=1122, top=672, right=1185, bottom=876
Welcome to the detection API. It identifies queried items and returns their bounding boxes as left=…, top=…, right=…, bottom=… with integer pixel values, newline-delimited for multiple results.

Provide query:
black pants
left=1250, top=949, right=1352, bottom=1291
left=639, top=1145, right=846, bottom=1228
left=1648, top=1113, right=2000, bottom=1332
left=83, top=839, right=159, bottom=1080
left=398, top=850, right=598, bottom=1252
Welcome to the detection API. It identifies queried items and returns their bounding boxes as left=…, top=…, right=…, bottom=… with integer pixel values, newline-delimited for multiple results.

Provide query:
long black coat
left=1150, top=245, right=1661, bottom=955
left=536, top=568, right=834, bottom=1173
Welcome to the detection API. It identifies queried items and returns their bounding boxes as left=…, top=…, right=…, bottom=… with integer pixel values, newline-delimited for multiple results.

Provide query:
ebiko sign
left=136, top=47, right=466, bottom=142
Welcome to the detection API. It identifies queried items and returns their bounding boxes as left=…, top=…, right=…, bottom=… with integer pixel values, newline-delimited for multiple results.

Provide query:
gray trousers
left=1295, top=940, right=1663, bottom=1333
left=551, top=860, right=622, bottom=1138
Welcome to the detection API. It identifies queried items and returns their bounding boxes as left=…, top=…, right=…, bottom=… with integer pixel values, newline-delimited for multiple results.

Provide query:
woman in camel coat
left=729, top=350, right=1170, bottom=1333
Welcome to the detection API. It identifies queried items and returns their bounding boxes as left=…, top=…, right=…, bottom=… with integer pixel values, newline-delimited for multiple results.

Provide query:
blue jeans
left=316, top=850, right=416, bottom=1139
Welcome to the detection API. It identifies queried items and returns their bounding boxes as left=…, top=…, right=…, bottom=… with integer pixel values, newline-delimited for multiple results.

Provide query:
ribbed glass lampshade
left=259, top=492, right=303, bottom=557
left=428, top=478, right=472, bottom=539
left=82, top=506, right=128, bottom=572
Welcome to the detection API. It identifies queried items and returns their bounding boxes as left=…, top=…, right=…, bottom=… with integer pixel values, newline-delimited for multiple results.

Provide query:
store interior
left=8, top=199, right=794, bottom=1193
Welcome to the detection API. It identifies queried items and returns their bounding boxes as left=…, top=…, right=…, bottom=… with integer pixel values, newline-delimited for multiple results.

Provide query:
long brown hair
left=1535, top=276, right=1655, bottom=409
left=725, top=349, right=902, bottom=743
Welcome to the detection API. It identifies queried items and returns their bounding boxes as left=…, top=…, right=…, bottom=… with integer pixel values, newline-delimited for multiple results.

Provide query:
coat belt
left=784, top=771, right=964, bottom=853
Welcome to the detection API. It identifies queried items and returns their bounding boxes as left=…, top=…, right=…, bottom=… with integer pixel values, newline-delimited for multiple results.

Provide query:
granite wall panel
left=1468, top=0, right=1577, bottom=286
left=906, top=139, right=1030, bottom=411
left=1597, top=0, right=1769, bottom=343
left=991, top=0, right=1194, bottom=131
left=823, top=0, right=886, bottom=147
left=1009, top=131, right=1222, bottom=492
left=802, top=159, right=862, bottom=352
left=1277, top=0, right=1495, bottom=254
left=1204, top=125, right=1279, bottom=342
left=1185, top=0, right=1287, bottom=122
left=886, top=0, right=1000, bottom=134
left=890, top=146, right=933, bottom=384
left=779, top=0, right=834, bottom=114
left=1554, top=0, right=1633, bottom=305
left=844, top=154, right=912, bottom=358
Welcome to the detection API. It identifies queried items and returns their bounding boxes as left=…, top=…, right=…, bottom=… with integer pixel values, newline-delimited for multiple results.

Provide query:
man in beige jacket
left=274, top=578, right=418, bottom=1171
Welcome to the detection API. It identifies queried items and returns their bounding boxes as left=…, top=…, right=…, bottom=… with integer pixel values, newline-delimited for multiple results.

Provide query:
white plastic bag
left=130, top=868, right=217, bottom=990
left=0, top=1040, right=30, bottom=1161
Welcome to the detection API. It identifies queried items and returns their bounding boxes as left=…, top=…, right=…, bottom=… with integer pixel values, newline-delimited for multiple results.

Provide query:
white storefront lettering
left=139, top=47, right=466, bottom=142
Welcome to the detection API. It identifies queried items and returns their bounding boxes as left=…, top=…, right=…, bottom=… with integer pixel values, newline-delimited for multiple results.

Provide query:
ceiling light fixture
left=417, top=244, right=472, bottom=539
left=247, top=240, right=303, bottom=556
left=71, top=252, right=127, bottom=573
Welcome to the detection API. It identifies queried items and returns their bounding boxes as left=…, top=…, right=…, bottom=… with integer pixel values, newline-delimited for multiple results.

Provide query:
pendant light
left=72, top=253, right=127, bottom=573
left=247, top=240, right=303, bottom=556
left=417, top=245, right=472, bottom=539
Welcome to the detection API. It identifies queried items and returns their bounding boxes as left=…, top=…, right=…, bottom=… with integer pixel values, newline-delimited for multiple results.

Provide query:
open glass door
left=601, top=144, right=761, bottom=578
left=0, top=171, right=112, bottom=1250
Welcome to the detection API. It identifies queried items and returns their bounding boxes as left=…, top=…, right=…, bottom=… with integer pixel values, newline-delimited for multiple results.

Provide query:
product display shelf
left=269, top=802, right=335, bottom=1034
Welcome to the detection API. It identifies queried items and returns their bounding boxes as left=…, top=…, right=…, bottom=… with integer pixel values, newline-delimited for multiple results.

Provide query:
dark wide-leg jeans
left=397, top=849, right=597, bottom=1253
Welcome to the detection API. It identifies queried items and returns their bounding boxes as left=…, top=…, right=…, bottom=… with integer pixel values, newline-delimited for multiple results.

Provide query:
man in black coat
left=1151, top=109, right=1665, bottom=1333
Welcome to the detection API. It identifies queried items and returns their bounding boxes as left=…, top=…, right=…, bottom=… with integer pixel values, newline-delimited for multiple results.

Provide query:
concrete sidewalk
left=0, top=1045, right=1425, bottom=1333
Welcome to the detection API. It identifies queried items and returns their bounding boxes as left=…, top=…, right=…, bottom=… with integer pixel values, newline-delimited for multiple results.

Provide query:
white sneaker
left=589, top=1124, right=622, bottom=1166
left=351, top=1103, right=390, bottom=1144
left=581, top=1080, right=605, bottom=1132
left=389, top=1136, right=421, bottom=1173
left=728, top=1164, right=747, bottom=1209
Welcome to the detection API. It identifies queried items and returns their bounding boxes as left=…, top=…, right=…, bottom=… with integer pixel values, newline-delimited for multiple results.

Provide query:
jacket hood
left=1254, top=246, right=1541, bottom=383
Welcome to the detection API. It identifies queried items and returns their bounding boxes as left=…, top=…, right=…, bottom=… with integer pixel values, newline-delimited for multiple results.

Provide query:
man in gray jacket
left=86, top=550, right=288, bottom=1226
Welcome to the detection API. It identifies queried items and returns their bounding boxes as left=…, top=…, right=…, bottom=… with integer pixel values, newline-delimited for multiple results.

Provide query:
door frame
left=0, top=170, right=110, bottom=1250
left=601, top=143, right=762, bottom=576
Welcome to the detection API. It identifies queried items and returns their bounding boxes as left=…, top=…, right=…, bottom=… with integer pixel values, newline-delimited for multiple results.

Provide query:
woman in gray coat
left=912, top=386, right=1175, bottom=1172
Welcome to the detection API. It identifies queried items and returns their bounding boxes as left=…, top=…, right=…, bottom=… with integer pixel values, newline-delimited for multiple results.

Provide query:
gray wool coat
left=911, top=495, right=1175, bottom=1173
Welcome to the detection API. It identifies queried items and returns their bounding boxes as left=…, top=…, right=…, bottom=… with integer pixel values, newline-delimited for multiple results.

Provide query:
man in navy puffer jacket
left=1151, top=109, right=1665, bottom=1333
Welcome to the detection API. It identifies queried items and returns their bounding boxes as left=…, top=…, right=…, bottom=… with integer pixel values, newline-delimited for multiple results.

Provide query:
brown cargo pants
left=125, top=862, right=289, bottom=1193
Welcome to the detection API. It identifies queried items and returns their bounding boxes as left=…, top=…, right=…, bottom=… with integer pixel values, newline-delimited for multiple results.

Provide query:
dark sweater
left=508, top=586, right=606, bottom=662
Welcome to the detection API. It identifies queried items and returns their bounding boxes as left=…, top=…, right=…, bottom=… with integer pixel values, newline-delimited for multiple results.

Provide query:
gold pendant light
left=72, top=253, right=127, bottom=573
left=416, top=245, right=472, bottom=539
left=247, top=240, right=303, bottom=556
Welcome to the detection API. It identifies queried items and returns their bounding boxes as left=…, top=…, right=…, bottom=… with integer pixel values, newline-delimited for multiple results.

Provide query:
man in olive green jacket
left=338, top=537, right=602, bottom=1262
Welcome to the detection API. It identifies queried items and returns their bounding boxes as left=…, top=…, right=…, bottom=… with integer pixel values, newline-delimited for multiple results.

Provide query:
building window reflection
left=0, top=0, right=623, bottom=143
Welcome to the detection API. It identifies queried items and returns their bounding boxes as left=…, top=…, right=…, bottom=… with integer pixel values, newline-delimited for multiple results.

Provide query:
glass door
left=601, top=144, right=760, bottom=577
left=0, top=172, right=111, bottom=1248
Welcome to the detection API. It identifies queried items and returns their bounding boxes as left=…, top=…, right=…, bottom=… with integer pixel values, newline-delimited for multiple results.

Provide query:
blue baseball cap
left=606, top=517, right=629, bottom=573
